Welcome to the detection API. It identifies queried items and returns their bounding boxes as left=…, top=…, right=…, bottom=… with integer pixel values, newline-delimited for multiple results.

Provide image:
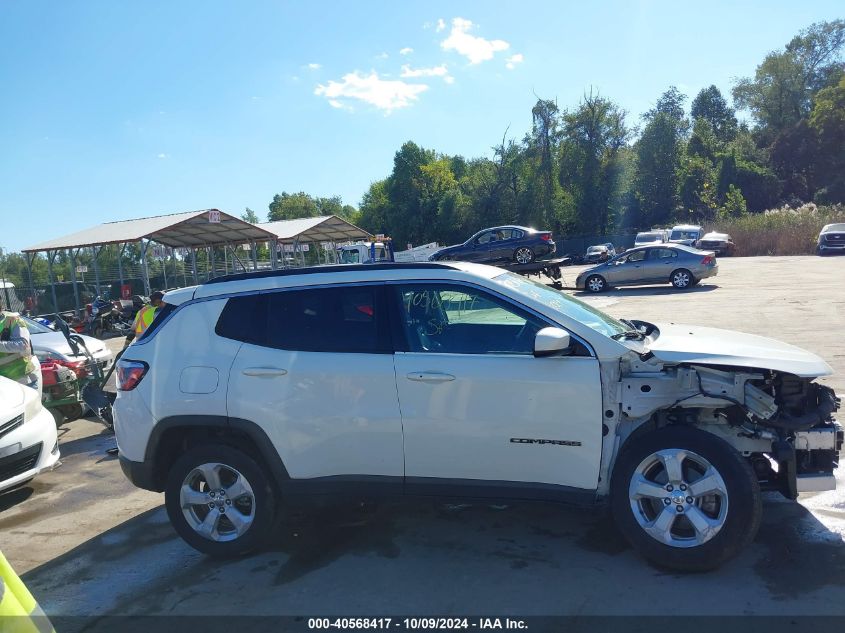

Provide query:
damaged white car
left=114, top=262, right=840, bottom=571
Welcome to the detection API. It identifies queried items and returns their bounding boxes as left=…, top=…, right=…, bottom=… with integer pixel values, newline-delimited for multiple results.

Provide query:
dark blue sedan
left=429, top=226, right=556, bottom=264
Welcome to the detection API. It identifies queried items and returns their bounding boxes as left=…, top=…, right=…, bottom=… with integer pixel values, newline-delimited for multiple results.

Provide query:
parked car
left=0, top=375, right=60, bottom=494
left=817, top=223, right=845, bottom=255
left=668, top=225, right=704, bottom=247
left=25, top=316, right=114, bottom=378
left=576, top=243, right=717, bottom=292
left=697, top=232, right=736, bottom=256
left=634, top=230, right=668, bottom=247
left=429, top=226, right=555, bottom=265
left=584, top=244, right=615, bottom=263
left=114, top=261, right=840, bottom=571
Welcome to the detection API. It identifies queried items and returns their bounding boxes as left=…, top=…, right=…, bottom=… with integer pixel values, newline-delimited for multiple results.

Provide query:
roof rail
left=203, top=262, right=456, bottom=285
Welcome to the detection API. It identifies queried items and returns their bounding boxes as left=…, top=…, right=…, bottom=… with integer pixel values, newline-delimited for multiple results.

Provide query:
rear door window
left=266, top=286, right=389, bottom=353
left=216, top=285, right=390, bottom=353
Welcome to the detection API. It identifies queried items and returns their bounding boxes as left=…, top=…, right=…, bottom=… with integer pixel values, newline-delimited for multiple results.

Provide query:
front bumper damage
left=616, top=360, right=842, bottom=500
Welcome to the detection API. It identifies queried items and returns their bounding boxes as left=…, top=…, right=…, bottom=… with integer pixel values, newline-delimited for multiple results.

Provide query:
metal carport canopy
left=259, top=215, right=370, bottom=243
left=21, top=209, right=277, bottom=252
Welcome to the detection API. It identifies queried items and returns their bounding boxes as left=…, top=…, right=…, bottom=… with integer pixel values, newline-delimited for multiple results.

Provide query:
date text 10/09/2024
left=308, top=618, right=528, bottom=630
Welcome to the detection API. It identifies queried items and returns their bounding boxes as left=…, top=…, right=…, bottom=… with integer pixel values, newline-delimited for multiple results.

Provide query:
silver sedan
left=575, top=243, right=718, bottom=292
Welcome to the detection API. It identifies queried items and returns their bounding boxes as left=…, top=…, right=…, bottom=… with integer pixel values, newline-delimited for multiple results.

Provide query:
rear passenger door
left=646, top=247, right=679, bottom=280
left=222, top=285, right=404, bottom=482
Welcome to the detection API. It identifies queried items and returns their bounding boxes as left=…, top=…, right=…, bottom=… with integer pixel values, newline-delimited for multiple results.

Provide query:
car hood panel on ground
left=31, top=331, right=109, bottom=360
left=646, top=322, right=833, bottom=377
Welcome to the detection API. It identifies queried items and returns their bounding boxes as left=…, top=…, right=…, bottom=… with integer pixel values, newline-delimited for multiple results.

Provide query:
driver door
left=609, top=249, right=648, bottom=285
left=467, top=231, right=495, bottom=263
left=391, top=282, right=603, bottom=493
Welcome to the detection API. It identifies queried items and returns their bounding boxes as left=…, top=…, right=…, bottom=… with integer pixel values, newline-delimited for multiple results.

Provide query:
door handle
left=406, top=372, right=456, bottom=383
left=242, top=367, right=288, bottom=377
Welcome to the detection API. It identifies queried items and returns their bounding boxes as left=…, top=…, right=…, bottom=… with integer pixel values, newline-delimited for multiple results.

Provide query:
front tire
left=610, top=426, right=761, bottom=571
left=514, top=247, right=535, bottom=264
left=671, top=268, right=693, bottom=289
left=585, top=274, right=607, bottom=293
left=165, top=444, right=277, bottom=557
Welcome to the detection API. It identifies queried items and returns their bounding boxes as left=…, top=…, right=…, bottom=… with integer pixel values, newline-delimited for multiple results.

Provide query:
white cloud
left=157, top=153, right=168, bottom=159
left=375, top=52, right=389, bottom=60
left=400, top=64, right=449, bottom=79
left=505, top=53, right=524, bottom=70
left=307, top=63, right=321, bottom=70
left=436, top=18, right=446, bottom=32
left=399, top=47, right=414, bottom=56
left=441, top=17, right=509, bottom=64
left=444, top=76, right=455, bottom=85
left=315, top=70, right=428, bottom=113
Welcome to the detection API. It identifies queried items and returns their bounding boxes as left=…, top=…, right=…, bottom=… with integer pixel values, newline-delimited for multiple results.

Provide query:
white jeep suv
left=114, top=262, right=841, bottom=571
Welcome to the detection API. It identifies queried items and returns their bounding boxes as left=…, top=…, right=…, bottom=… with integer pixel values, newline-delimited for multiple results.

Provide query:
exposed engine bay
left=602, top=354, right=843, bottom=499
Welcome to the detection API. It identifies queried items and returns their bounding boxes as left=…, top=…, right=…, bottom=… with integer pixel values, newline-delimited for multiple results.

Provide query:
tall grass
left=706, top=204, right=845, bottom=256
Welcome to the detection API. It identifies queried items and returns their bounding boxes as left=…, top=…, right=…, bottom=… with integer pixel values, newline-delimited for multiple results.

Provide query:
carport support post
left=25, top=253, right=35, bottom=314
left=270, top=239, right=278, bottom=270
left=140, top=239, right=151, bottom=296
left=191, top=248, right=198, bottom=284
left=117, top=243, right=125, bottom=288
left=68, top=248, right=81, bottom=318
left=251, top=240, right=258, bottom=271
left=210, top=246, right=216, bottom=280
left=47, top=251, right=58, bottom=313
left=92, top=246, right=102, bottom=297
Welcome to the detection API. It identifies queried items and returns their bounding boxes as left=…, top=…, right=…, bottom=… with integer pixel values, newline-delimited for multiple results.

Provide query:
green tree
left=558, top=92, right=629, bottom=234
left=267, top=192, right=320, bottom=221
left=733, top=20, right=845, bottom=143
left=809, top=75, right=845, bottom=202
left=717, top=184, right=748, bottom=220
left=690, top=85, right=738, bottom=143
left=634, top=111, right=683, bottom=227
left=240, top=207, right=260, bottom=223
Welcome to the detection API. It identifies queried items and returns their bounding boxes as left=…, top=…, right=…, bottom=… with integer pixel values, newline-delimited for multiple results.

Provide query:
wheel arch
left=145, top=415, right=290, bottom=493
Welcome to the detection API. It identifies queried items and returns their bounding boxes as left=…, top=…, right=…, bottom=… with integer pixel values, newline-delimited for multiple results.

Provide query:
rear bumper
left=119, top=454, right=161, bottom=492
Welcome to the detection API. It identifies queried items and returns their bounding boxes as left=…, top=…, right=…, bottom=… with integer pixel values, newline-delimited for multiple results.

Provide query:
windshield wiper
left=612, top=319, right=646, bottom=340
left=611, top=330, right=645, bottom=340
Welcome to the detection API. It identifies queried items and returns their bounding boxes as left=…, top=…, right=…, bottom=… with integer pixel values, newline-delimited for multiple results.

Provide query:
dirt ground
left=2, top=255, right=844, bottom=619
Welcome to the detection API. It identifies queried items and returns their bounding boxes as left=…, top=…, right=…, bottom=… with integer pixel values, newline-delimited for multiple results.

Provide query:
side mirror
left=534, top=327, right=572, bottom=357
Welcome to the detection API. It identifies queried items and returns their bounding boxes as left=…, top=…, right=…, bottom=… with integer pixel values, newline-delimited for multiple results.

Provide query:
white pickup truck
left=336, top=241, right=440, bottom=264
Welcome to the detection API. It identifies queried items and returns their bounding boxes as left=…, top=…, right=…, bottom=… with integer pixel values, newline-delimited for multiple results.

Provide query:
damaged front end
left=611, top=356, right=842, bottom=500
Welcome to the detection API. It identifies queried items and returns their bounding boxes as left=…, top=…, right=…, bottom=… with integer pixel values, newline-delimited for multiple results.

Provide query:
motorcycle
left=87, top=296, right=132, bottom=339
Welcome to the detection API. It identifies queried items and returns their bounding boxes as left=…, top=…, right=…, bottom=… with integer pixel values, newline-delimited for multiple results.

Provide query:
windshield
left=22, top=316, right=55, bottom=334
left=493, top=272, right=627, bottom=338
left=670, top=230, right=698, bottom=240
left=636, top=233, right=661, bottom=242
left=823, top=223, right=845, bottom=232
left=587, top=246, right=605, bottom=253
left=338, top=249, right=360, bottom=264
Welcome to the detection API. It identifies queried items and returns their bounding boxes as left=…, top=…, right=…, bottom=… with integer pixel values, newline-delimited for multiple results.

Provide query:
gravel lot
left=2, top=255, right=844, bottom=618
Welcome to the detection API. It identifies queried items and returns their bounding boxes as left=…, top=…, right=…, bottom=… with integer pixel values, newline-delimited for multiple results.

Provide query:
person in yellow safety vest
left=124, top=291, right=164, bottom=347
left=0, top=550, right=55, bottom=633
left=0, top=300, right=41, bottom=397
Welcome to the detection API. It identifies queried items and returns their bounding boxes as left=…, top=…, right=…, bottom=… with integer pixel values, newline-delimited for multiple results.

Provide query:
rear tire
left=610, top=426, right=761, bottom=571
left=165, top=444, right=277, bottom=557
left=671, top=268, right=693, bottom=289
left=585, top=274, right=607, bottom=293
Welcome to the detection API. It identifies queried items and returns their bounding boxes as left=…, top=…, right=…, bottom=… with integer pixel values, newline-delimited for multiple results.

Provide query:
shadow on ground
left=22, top=492, right=845, bottom=621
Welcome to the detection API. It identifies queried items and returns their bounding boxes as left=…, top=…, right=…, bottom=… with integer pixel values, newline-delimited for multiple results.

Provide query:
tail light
left=117, top=360, right=149, bottom=391
left=701, top=255, right=714, bottom=265
left=540, top=233, right=552, bottom=241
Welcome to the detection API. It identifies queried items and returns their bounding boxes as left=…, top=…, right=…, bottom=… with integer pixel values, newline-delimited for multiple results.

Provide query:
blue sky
left=1, top=0, right=842, bottom=253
